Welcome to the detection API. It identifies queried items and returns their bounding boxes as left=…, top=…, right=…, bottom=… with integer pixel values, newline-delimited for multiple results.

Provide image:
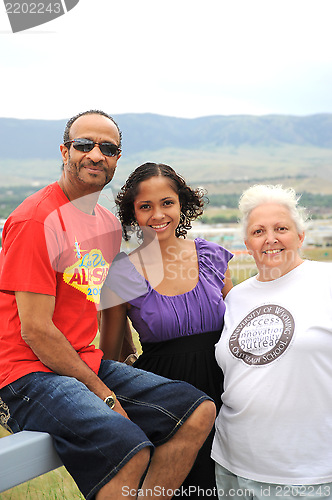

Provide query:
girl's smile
left=134, top=176, right=181, bottom=242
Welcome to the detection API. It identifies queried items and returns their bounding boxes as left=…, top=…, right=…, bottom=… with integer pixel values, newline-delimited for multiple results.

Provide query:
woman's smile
left=245, top=203, right=305, bottom=281
left=134, top=176, right=181, bottom=242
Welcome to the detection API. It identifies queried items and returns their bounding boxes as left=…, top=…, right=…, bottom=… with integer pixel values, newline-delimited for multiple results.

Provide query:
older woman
left=212, top=185, right=332, bottom=499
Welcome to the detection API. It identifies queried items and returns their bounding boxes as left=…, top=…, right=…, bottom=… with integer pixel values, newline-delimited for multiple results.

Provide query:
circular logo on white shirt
left=229, top=304, right=295, bottom=365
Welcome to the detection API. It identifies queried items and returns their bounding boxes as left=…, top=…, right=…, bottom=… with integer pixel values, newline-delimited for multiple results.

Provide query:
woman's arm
left=100, top=306, right=138, bottom=364
left=119, top=323, right=139, bottom=364
left=222, top=266, right=233, bottom=298
left=99, top=271, right=139, bottom=363
left=99, top=301, right=129, bottom=361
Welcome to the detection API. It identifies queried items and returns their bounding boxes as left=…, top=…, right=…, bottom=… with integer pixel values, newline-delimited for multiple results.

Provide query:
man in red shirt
left=0, top=110, right=215, bottom=499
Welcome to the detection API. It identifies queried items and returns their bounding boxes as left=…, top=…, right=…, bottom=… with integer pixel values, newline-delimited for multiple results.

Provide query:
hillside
left=0, top=113, right=331, bottom=193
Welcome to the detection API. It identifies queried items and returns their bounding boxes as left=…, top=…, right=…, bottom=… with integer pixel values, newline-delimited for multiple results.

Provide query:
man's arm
left=15, top=291, right=128, bottom=418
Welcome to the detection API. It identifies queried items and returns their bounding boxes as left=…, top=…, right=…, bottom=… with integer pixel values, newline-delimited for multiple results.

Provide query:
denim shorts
left=0, top=360, right=209, bottom=499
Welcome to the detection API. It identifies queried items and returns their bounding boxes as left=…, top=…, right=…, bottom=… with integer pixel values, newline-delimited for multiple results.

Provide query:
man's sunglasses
left=64, top=138, right=121, bottom=157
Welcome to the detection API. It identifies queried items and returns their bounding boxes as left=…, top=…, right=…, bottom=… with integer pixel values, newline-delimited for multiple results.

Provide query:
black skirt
left=134, top=329, right=224, bottom=498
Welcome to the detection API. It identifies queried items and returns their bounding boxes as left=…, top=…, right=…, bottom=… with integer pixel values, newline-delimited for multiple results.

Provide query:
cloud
left=1, top=0, right=332, bottom=119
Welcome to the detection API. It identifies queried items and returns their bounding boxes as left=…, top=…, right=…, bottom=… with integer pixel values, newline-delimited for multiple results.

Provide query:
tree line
left=1, top=186, right=332, bottom=221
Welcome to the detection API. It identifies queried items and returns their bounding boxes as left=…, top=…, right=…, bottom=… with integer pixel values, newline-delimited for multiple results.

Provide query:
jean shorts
left=0, top=360, right=209, bottom=499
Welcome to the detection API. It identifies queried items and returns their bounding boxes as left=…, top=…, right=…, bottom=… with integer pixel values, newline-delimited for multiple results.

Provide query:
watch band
left=124, top=353, right=139, bottom=366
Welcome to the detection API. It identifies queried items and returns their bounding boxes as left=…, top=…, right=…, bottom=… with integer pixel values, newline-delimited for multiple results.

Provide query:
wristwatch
left=103, top=393, right=116, bottom=409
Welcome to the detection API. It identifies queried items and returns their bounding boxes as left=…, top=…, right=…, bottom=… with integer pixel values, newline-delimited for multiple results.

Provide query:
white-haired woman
left=212, top=184, right=332, bottom=499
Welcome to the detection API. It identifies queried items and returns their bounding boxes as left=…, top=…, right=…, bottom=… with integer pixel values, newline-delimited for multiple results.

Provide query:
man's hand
left=113, top=398, right=129, bottom=419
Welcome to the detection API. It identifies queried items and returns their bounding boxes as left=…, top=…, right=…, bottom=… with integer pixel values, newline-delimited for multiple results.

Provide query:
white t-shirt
left=212, top=260, right=332, bottom=485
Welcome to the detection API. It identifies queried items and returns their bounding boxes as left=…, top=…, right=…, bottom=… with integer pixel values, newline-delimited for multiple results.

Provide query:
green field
left=1, top=142, right=332, bottom=189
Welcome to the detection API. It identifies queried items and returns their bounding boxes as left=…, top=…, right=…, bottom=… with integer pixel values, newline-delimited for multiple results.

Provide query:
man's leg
left=96, top=400, right=215, bottom=500
left=96, top=447, right=151, bottom=499
left=140, top=400, right=216, bottom=499
left=0, top=372, right=154, bottom=500
left=99, top=361, right=217, bottom=498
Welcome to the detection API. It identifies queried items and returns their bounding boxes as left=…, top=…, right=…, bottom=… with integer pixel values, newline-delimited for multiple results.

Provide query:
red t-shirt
left=0, top=182, right=121, bottom=389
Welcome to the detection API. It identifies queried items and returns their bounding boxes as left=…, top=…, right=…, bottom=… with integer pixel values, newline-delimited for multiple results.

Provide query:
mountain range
left=0, top=113, right=331, bottom=192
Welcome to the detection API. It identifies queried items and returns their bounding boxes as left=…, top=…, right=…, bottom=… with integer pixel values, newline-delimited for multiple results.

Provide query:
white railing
left=0, top=430, right=62, bottom=493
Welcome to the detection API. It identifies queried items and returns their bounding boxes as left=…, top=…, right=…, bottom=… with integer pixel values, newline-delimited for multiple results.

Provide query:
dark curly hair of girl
left=116, top=162, right=206, bottom=241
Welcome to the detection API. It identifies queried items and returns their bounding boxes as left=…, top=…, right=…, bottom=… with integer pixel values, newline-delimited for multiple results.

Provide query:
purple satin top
left=105, top=238, right=233, bottom=343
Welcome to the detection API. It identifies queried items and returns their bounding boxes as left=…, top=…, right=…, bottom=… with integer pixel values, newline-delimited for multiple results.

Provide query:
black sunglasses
left=64, top=138, right=121, bottom=157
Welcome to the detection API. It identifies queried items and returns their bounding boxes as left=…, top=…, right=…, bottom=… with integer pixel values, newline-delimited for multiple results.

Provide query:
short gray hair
left=63, top=110, right=122, bottom=148
left=239, top=184, right=308, bottom=238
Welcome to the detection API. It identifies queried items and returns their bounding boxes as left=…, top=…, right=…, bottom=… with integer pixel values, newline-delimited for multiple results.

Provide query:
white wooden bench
left=0, top=430, right=63, bottom=493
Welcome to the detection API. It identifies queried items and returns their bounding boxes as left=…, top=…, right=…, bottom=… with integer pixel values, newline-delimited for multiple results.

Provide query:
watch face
left=105, top=396, right=115, bottom=409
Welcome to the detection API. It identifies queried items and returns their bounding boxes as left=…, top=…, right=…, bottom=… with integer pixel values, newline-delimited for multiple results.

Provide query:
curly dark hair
left=116, top=162, right=206, bottom=241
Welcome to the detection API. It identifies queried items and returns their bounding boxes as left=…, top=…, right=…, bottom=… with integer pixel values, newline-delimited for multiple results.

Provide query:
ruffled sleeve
left=104, top=252, right=148, bottom=302
left=195, top=238, right=233, bottom=289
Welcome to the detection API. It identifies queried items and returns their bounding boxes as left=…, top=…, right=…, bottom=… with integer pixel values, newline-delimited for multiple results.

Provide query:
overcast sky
left=1, top=0, right=332, bottom=120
